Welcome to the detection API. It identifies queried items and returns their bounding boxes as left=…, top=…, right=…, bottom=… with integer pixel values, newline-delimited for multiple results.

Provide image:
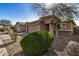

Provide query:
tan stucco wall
left=60, top=22, right=74, bottom=31
left=42, top=17, right=52, bottom=24
left=15, top=24, right=26, bottom=32
left=49, top=24, right=53, bottom=32
left=26, top=17, right=50, bottom=33
left=26, top=16, right=60, bottom=33
left=21, top=25, right=26, bottom=32
left=26, top=26, right=28, bottom=32
left=28, top=24, right=41, bottom=33
left=58, top=31, right=73, bottom=36
left=66, top=22, right=72, bottom=30
left=58, top=21, right=76, bottom=36
left=15, top=24, right=21, bottom=32
left=40, top=17, right=59, bottom=32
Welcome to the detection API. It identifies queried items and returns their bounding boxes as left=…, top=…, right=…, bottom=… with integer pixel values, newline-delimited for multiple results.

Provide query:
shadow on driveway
left=0, top=40, right=15, bottom=48
left=14, top=50, right=25, bottom=56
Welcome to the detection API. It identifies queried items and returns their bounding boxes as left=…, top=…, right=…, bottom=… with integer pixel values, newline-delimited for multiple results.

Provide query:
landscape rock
left=55, top=41, right=79, bottom=56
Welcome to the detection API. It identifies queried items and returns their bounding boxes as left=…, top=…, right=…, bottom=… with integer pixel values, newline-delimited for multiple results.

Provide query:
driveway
left=0, top=34, right=23, bottom=56
left=18, top=32, right=29, bottom=37
left=0, top=35, right=9, bottom=56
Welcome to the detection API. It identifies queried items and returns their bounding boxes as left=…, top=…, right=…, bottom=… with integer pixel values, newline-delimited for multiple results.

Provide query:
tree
left=32, top=3, right=79, bottom=20
left=0, top=19, right=12, bottom=26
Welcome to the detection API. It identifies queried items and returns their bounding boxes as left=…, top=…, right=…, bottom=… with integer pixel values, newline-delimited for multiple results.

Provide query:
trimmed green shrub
left=20, top=31, right=54, bottom=56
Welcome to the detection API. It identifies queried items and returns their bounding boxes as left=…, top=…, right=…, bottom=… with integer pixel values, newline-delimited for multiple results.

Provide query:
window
left=63, top=24, right=65, bottom=26
left=60, top=23, right=66, bottom=30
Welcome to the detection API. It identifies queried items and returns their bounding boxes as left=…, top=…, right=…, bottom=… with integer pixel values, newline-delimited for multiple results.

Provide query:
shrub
left=20, top=31, right=54, bottom=56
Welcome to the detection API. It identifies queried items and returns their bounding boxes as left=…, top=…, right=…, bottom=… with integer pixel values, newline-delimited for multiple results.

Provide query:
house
left=15, top=15, right=77, bottom=36
left=0, top=26, right=4, bottom=32
left=25, top=15, right=77, bottom=36
left=59, top=20, right=76, bottom=31
left=15, top=22, right=26, bottom=33
left=26, top=15, right=60, bottom=33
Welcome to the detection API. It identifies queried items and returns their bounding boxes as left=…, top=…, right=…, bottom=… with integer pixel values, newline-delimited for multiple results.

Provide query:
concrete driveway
left=18, top=32, right=29, bottom=37
left=0, top=35, right=9, bottom=56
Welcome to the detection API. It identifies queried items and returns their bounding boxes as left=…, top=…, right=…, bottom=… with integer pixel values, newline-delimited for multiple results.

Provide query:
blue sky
left=0, top=3, right=39, bottom=25
left=0, top=3, right=79, bottom=26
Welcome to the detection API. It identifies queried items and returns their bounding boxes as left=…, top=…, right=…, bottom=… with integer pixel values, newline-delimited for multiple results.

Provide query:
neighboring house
left=0, top=26, right=4, bottom=32
left=26, top=15, right=60, bottom=33
left=0, top=25, right=11, bottom=33
left=15, top=22, right=26, bottom=33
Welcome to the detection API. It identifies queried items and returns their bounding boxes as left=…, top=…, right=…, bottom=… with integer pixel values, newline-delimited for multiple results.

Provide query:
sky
left=0, top=3, right=79, bottom=26
left=0, top=3, right=39, bottom=25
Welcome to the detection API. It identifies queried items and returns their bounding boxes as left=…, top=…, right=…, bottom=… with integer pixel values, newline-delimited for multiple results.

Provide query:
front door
left=45, top=24, right=49, bottom=31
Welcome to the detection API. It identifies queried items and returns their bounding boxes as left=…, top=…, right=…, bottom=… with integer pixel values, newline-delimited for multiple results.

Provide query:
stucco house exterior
left=15, top=15, right=77, bottom=36
left=15, top=22, right=26, bottom=33
left=25, top=16, right=77, bottom=36
left=58, top=20, right=76, bottom=36
left=59, top=20, right=76, bottom=31
left=26, top=16, right=60, bottom=33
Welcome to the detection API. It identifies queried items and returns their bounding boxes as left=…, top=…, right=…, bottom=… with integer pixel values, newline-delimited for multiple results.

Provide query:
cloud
left=44, top=3, right=58, bottom=9
left=74, top=20, right=79, bottom=26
